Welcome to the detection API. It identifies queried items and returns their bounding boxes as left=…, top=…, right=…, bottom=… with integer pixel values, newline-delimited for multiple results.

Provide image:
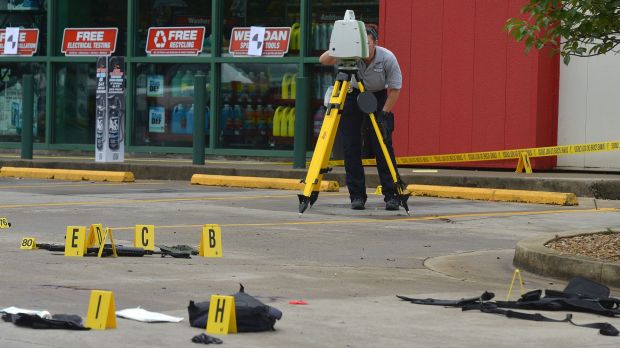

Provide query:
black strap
left=569, top=318, right=619, bottom=337
left=400, top=293, right=619, bottom=336
left=463, top=302, right=572, bottom=323
left=397, top=292, right=494, bottom=307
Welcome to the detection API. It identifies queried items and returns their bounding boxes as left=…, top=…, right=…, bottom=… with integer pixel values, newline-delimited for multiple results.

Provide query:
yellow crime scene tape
left=327, top=140, right=620, bottom=173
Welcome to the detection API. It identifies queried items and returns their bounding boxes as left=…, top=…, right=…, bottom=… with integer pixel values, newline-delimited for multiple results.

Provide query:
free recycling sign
left=146, top=27, right=205, bottom=56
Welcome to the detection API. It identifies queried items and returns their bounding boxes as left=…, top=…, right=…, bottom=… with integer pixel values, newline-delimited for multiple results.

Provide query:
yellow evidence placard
left=199, top=224, right=222, bottom=258
left=20, top=237, right=36, bottom=250
left=206, top=295, right=237, bottom=335
left=64, top=226, right=87, bottom=257
left=85, top=290, right=116, bottom=330
left=134, top=225, right=155, bottom=251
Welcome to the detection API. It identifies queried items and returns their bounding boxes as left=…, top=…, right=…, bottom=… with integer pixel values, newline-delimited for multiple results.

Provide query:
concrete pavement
left=1, top=178, right=620, bottom=347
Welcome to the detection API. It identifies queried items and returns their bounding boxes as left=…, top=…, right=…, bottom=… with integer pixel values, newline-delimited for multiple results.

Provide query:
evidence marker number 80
left=20, top=237, right=37, bottom=250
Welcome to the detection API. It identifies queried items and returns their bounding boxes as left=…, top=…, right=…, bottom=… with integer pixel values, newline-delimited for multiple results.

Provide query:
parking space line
left=109, top=207, right=618, bottom=231
left=0, top=192, right=346, bottom=209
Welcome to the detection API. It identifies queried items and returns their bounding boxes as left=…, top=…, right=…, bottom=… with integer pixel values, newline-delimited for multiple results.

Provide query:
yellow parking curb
left=407, top=184, right=578, bottom=206
left=191, top=174, right=339, bottom=192
left=0, top=167, right=135, bottom=183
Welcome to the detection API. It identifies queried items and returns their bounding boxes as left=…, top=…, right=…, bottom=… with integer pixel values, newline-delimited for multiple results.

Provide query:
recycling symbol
left=154, top=31, right=167, bottom=48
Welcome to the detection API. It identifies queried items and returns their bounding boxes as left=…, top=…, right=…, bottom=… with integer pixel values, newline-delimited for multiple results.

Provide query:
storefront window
left=310, top=0, right=379, bottom=56
left=0, top=0, right=48, bottom=56
left=222, top=0, right=300, bottom=57
left=219, top=63, right=296, bottom=150
left=53, top=62, right=95, bottom=144
left=135, top=0, right=212, bottom=57
left=55, top=0, right=127, bottom=56
left=134, top=63, right=210, bottom=147
left=309, top=64, right=336, bottom=148
left=0, top=63, right=46, bottom=143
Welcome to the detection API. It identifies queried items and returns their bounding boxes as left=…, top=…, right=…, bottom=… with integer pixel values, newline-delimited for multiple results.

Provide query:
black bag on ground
left=188, top=284, right=282, bottom=332
left=2, top=313, right=90, bottom=330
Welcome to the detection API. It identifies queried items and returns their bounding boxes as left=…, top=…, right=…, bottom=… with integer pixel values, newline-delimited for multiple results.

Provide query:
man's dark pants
left=339, top=88, right=399, bottom=202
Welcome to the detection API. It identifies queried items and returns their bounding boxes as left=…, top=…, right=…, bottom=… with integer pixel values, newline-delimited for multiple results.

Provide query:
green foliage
left=506, top=0, right=620, bottom=64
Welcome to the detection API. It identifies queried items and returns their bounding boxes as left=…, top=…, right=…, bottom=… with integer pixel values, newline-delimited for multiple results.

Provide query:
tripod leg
left=357, top=82, right=411, bottom=214
left=298, top=78, right=350, bottom=215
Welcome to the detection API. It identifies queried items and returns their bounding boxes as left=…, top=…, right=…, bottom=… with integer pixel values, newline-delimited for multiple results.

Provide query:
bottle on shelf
left=272, top=106, right=285, bottom=137
left=322, top=72, right=334, bottom=96
left=171, top=104, right=187, bottom=134
left=320, top=23, right=329, bottom=50
left=258, top=72, right=269, bottom=97
left=281, top=73, right=292, bottom=100
left=136, top=68, right=147, bottom=95
left=313, top=106, right=326, bottom=137
left=286, top=107, right=295, bottom=137
left=290, top=74, right=298, bottom=100
left=232, top=104, right=243, bottom=139
left=314, top=73, right=322, bottom=99
left=255, top=105, right=267, bottom=137
left=186, top=104, right=195, bottom=134
left=327, top=23, right=334, bottom=45
left=181, top=70, right=194, bottom=97
left=222, top=80, right=233, bottom=101
left=221, top=104, right=232, bottom=134
left=247, top=71, right=257, bottom=101
left=278, top=107, right=290, bottom=137
left=243, top=105, right=255, bottom=133
left=313, top=23, right=320, bottom=51
left=171, top=70, right=183, bottom=97
left=264, top=104, right=275, bottom=136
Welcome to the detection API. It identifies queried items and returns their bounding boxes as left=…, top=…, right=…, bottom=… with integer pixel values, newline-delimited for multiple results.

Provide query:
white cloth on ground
left=115, top=307, right=184, bottom=323
left=0, top=306, right=52, bottom=319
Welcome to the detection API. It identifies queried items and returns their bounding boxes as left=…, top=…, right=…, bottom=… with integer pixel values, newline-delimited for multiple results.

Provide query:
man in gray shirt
left=319, top=27, right=404, bottom=211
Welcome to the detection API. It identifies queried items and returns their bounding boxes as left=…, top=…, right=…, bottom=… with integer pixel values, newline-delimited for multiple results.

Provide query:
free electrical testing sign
left=61, top=28, right=118, bottom=56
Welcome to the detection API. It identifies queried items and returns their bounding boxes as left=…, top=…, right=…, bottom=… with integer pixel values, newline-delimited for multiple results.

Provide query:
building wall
left=557, top=53, right=620, bottom=170
left=380, top=0, right=559, bottom=169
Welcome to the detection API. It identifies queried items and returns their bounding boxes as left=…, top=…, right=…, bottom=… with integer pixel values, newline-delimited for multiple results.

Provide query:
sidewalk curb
left=513, top=232, right=620, bottom=287
left=409, top=184, right=577, bottom=206
left=191, top=174, right=339, bottom=192
left=2, top=158, right=620, bottom=199
left=0, top=166, right=135, bottom=182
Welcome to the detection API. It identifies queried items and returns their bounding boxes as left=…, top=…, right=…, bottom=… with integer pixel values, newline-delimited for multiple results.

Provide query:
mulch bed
left=545, top=231, right=620, bottom=262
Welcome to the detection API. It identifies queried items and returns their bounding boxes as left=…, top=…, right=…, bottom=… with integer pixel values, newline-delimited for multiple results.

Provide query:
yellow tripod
left=298, top=64, right=411, bottom=215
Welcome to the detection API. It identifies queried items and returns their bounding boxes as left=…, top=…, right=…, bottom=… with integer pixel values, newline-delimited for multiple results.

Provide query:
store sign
left=61, top=28, right=118, bottom=56
left=148, top=106, right=165, bottom=133
left=146, top=75, right=164, bottom=97
left=229, top=27, right=291, bottom=57
left=0, top=28, right=39, bottom=56
left=146, top=27, right=205, bottom=56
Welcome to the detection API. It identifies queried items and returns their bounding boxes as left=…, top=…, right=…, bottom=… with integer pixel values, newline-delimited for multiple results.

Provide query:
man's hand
left=376, top=111, right=394, bottom=143
left=377, top=110, right=393, bottom=124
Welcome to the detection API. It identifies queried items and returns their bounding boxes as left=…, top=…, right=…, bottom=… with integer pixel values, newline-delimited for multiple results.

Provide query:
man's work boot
left=385, top=196, right=400, bottom=211
left=351, top=197, right=366, bottom=210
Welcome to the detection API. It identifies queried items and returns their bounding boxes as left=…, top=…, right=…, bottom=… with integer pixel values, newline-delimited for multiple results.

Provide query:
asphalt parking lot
left=1, top=177, right=620, bottom=347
